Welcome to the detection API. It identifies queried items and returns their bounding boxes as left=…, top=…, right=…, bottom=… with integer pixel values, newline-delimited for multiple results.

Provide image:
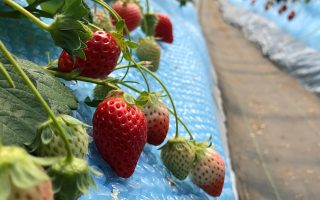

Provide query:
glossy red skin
left=143, top=103, right=169, bottom=146
left=58, top=31, right=121, bottom=78
left=58, top=51, right=75, bottom=72
left=111, top=1, right=142, bottom=32
left=155, top=13, right=174, bottom=43
left=93, top=97, right=147, bottom=178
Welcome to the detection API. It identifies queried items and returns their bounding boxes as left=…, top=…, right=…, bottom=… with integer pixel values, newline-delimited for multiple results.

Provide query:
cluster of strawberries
left=251, top=0, right=299, bottom=21
left=60, top=0, right=226, bottom=197
left=0, top=0, right=226, bottom=199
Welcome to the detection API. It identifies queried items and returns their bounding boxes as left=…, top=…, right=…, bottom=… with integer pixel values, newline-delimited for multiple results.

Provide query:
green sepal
left=0, top=170, right=10, bottom=200
left=48, top=158, right=97, bottom=200
left=123, top=92, right=135, bottom=105
left=126, top=41, right=138, bottom=49
left=39, top=0, right=64, bottom=15
left=112, top=32, right=132, bottom=61
left=85, top=84, right=116, bottom=107
left=116, top=20, right=125, bottom=32
left=141, top=13, right=158, bottom=36
left=41, top=127, right=54, bottom=145
left=48, top=0, right=92, bottom=58
left=136, top=91, right=163, bottom=107
left=0, top=146, right=50, bottom=192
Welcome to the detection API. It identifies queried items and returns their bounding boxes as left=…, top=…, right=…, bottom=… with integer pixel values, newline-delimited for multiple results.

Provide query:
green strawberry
left=85, top=84, right=116, bottom=107
left=0, top=146, right=55, bottom=200
left=136, top=38, right=161, bottom=71
left=31, top=115, right=89, bottom=159
left=160, top=137, right=195, bottom=180
left=48, top=158, right=96, bottom=200
left=93, top=10, right=114, bottom=31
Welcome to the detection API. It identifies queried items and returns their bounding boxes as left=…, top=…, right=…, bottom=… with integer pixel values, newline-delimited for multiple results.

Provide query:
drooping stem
left=92, top=0, right=151, bottom=92
left=0, top=63, right=15, bottom=88
left=167, top=108, right=194, bottom=141
left=0, top=41, right=74, bottom=162
left=3, top=0, right=49, bottom=30
left=146, top=0, right=150, bottom=13
left=116, top=65, right=179, bottom=138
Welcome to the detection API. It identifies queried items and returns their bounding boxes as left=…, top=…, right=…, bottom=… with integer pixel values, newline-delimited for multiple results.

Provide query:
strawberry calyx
left=48, top=157, right=97, bottom=200
left=136, top=91, right=164, bottom=107
left=29, top=115, right=89, bottom=156
left=0, top=146, right=57, bottom=200
left=107, top=89, right=136, bottom=106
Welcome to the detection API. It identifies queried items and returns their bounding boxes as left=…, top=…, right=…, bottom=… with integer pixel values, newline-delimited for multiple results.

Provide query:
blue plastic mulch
left=0, top=0, right=237, bottom=199
left=229, top=0, right=320, bottom=52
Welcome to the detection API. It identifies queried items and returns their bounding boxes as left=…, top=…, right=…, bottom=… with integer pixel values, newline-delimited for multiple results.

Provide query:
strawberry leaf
left=141, top=13, right=158, bottom=36
left=126, top=41, right=138, bottom=49
left=0, top=53, right=77, bottom=147
left=116, top=20, right=125, bottom=32
left=48, top=0, right=92, bottom=58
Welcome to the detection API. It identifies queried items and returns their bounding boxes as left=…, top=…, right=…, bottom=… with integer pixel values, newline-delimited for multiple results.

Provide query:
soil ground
left=196, top=1, right=320, bottom=199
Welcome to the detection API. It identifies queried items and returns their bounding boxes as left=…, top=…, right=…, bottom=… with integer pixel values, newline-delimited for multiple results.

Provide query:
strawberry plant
left=0, top=0, right=226, bottom=198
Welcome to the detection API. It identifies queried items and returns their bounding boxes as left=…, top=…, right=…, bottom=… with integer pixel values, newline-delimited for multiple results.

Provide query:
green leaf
left=0, top=53, right=77, bottom=146
left=116, top=20, right=125, bottom=32
left=126, top=41, right=138, bottom=49
left=123, top=93, right=135, bottom=105
left=47, top=0, right=92, bottom=58
left=41, top=127, right=54, bottom=145
left=40, top=0, right=64, bottom=15
left=141, top=13, right=158, bottom=36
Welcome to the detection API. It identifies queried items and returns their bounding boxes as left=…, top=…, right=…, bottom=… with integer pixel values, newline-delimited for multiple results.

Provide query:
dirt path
left=196, top=1, right=320, bottom=199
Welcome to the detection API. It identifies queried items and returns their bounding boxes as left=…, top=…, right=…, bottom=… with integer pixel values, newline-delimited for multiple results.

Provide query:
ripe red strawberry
left=160, top=137, right=195, bottom=180
left=111, top=1, right=142, bottom=32
left=190, top=148, right=225, bottom=197
left=58, top=30, right=121, bottom=78
left=93, top=90, right=147, bottom=178
left=138, top=92, right=169, bottom=145
left=155, top=13, right=174, bottom=43
left=288, top=10, right=296, bottom=21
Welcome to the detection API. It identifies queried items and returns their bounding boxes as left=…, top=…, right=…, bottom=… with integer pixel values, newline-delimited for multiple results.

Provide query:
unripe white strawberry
left=0, top=146, right=54, bottom=200
left=160, top=137, right=195, bottom=180
left=31, top=115, right=89, bottom=159
left=189, top=148, right=225, bottom=197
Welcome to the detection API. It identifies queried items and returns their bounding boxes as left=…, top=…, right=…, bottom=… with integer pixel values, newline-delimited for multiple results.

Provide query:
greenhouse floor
left=197, top=0, right=320, bottom=200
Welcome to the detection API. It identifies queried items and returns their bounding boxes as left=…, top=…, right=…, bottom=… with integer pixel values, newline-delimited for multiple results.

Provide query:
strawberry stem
left=116, top=65, right=179, bottom=138
left=0, top=62, right=15, bottom=88
left=93, top=0, right=151, bottom=93
left=4, top=0, right=49, bottom=31
left=0, top=41, right=74, bottom=162
left=167, top=108, right=194, bottom=141
left=146, top=0, right=150, bottom=13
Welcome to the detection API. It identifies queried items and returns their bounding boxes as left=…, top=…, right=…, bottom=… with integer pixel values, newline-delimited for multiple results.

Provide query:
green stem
left=0, top=41, right=73, bottom=162
left=117, top=81, right=142, bottom=94
left=0, top=63, right=15, bottom=88
left=116, top=65, right=179, bottom=138
left=167, top=108, right=194, bottom=141
left=92, top=0, right=152, bottom=92
left=3, top=0, right=49, bottom=30
left=146, top=0, right=150, bottom=13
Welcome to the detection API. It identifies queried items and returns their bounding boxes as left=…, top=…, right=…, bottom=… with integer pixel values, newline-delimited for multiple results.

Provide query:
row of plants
left=0, top=0, right=225, bottom=199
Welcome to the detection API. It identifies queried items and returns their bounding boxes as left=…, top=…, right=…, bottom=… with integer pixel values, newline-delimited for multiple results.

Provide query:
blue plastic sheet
left=0, top=0, right=236, bottom=199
